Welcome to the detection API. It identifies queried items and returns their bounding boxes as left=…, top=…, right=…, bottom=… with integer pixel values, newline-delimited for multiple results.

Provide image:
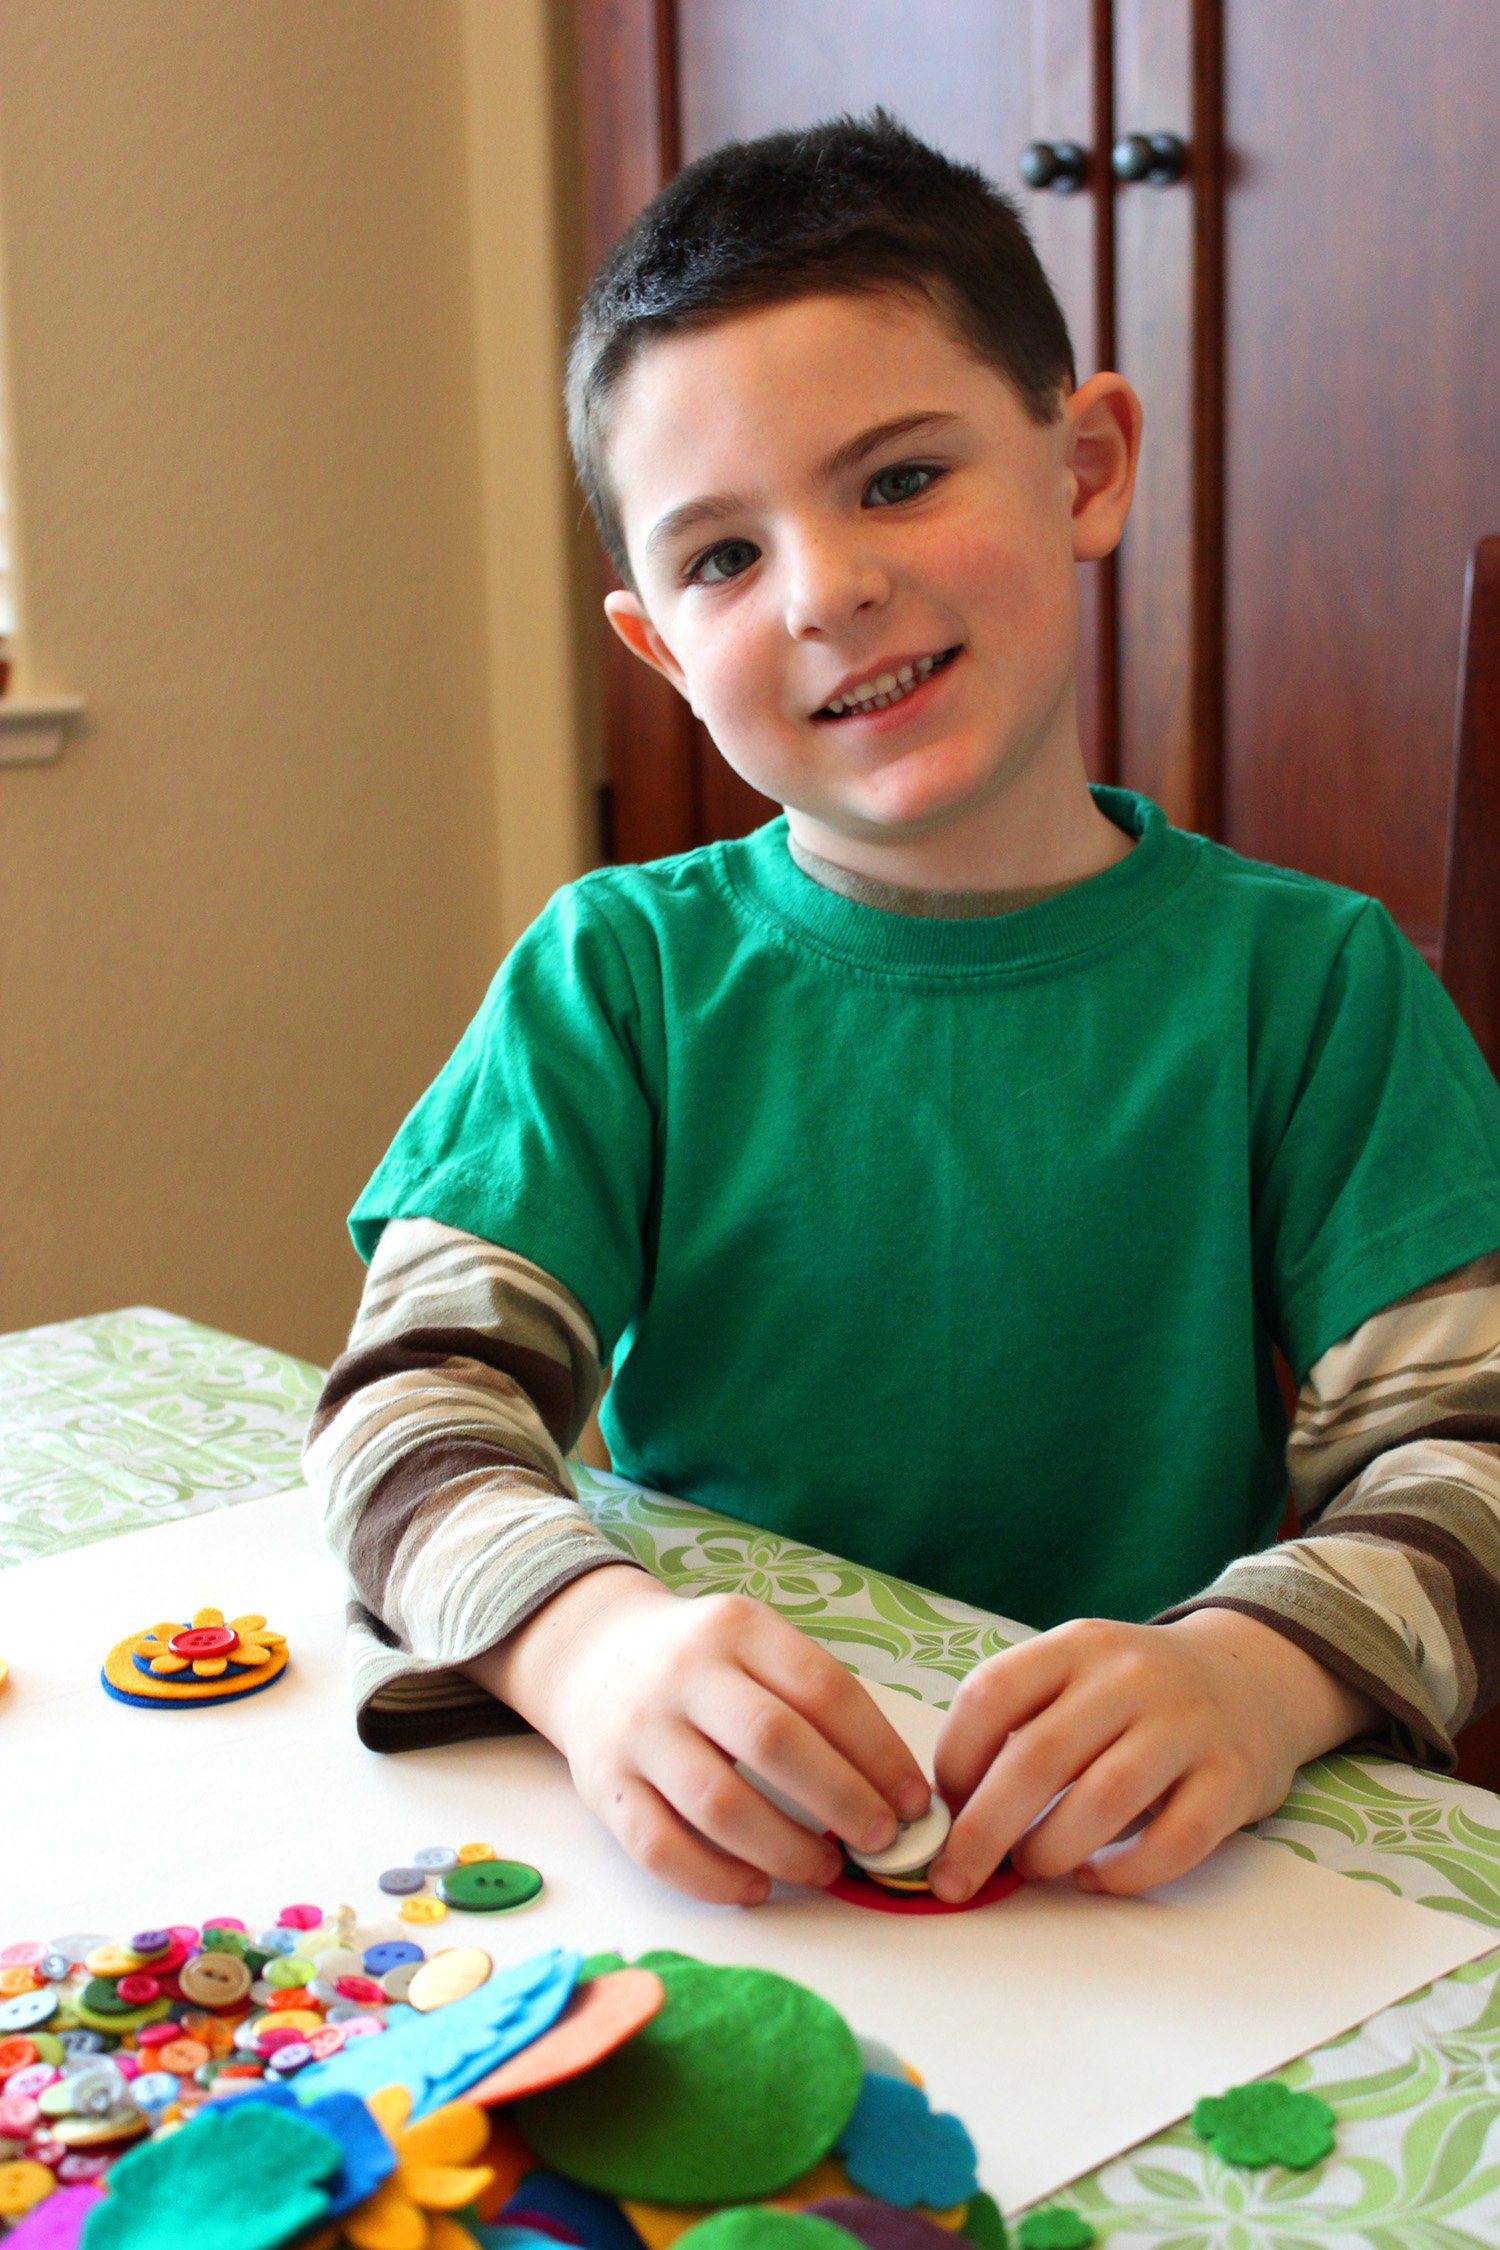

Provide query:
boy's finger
left=933, top=1637, right=1087, bottom=1805
left=642, top=1724, right=845, bottom=1889
left=695, top=1675, right=914, bottom=1858
left=605, top=1773, right=772, bottom=1907
left=743, top=1628, right=932, bottom=1822
left=1008, top=1733, right=1178, bottom=1882
left=1074, top=1768, right=1239, bottom=1897
left=929, top=1691, right=1126, bottom=1900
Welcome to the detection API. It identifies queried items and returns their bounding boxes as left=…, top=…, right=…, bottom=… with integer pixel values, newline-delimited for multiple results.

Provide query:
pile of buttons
left=0, top=1867, right=1025, bottom=2248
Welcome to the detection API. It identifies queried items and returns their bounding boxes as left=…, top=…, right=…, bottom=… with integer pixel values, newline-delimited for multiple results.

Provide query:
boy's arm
left=1155, top=1248, right=1500, bottom=1765
left=302, top=1214, right=641, bottom=1750
left=926, top=1250, right=1500, bottom=1904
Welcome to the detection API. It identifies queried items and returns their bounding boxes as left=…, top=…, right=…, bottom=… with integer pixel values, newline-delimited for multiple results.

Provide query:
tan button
left=178, top=1953, right=252, bottom=2008
left=53, top=2107, right=150, bottom=2149
left=406, top=1946, right=492, bottom=2013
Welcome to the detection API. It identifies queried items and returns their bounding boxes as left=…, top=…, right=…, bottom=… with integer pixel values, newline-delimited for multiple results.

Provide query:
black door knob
left=1018, top=140, right=1088, bottom=194
left=1111, top=131, right=1188, bottom=186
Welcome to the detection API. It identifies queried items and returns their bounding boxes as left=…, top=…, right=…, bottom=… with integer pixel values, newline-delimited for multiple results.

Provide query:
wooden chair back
left=1439, top=535, right=1500, bottom=1073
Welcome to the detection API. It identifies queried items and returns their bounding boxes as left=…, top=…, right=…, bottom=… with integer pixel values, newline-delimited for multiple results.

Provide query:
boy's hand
left=469, top=1565, right=932, bottom=1906
left=928, top=1609, right=1380, bottom=1902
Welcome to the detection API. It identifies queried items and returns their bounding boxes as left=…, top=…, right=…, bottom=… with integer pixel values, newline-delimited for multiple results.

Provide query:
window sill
left=0, top=696, right=85, bottom=767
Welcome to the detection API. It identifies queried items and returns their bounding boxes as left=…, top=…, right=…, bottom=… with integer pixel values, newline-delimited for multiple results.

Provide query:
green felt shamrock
left=1190, top=2078, right=1336, bottom=2169
left=81, top=2099, right=345, bottom=2250
left=960, top=2192, right=1010, bottom=2248
left=1016, top=2212, right=1094, bottom=2249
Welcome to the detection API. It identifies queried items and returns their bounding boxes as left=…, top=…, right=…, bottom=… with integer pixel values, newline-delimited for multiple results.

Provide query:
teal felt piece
left=290, top=1944, right=579, bottom=2119
left=835, top=2070, right=979, bottom=2208
left=80, top=2101, right=343, bottom=2250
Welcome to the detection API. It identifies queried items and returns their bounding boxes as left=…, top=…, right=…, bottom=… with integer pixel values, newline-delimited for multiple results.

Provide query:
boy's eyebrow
left=642, top=410, right=965, bottom=562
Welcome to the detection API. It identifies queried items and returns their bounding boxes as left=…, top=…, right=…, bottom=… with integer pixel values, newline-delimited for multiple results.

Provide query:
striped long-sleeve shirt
left=304, top=1216, right=1500, bottom=1763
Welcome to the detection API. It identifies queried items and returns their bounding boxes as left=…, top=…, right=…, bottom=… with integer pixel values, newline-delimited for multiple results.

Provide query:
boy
left=305, top=110, right=1500, bottom=1911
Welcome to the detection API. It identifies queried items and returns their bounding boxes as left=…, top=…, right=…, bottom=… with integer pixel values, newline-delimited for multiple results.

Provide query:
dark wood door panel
left=1220, top=0, right=1500, bottom=950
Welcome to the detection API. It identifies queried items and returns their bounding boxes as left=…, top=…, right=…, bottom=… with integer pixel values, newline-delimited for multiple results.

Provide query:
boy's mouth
left=811, top=644, right=963, bottom=722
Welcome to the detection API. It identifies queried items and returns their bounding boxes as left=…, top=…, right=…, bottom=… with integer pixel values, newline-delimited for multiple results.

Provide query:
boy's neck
left=782, top=751, right=1135, bottom=896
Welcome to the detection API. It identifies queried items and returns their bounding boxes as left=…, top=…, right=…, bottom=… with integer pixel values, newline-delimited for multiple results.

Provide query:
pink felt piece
left=3, top=2184, right=105, bottom=2249
left=825, top=1865, right=1023, bottom=1916
left=803, top=2199, right=961, bottom=2246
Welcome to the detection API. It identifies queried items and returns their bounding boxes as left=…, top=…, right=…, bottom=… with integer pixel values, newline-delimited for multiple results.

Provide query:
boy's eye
left=867, top=461, right=940, bottom=505
left=686, top=538, right=759, bottom=588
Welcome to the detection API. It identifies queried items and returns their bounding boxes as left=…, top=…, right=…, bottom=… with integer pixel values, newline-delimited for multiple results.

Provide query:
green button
left=79, top=1978, right=139, bottom=2017
left=437, top=1858, right=543, bottom=1913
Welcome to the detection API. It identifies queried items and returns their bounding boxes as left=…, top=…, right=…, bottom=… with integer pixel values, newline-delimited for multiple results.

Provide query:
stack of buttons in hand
left=0, top=1864, right=1017, bottom=2248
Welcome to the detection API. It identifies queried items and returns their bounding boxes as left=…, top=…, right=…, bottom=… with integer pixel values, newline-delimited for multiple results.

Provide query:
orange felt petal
left=340, top=2181, right=425, bottom=2250
left=398, top=2103, right=490, bottom=2168
left=192, top=1658, right=228, bottom=1678
left=367, top=2086, right=411, bottom=2138
left=395, top=2161, right=492, bottom=2212
left=149, top=1654, right=190, bottom=1675
left=230, top=1613, right=267, bottom=1633
left=191, top=1607, right=226, bottom=1629
left=424, top=2218, right=483, bottom=2250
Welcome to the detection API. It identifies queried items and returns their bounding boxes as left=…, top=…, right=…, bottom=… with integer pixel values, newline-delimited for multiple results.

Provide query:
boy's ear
left=604, top=590, right=694, bottom=706
left=1064, top=372, right=1144, bottom=564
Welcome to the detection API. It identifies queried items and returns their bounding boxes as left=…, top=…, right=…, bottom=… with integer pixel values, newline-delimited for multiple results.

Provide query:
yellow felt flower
left=132, top=1607, right=287, bottom=1678
left=309, top=2085, right=493, bottom=2250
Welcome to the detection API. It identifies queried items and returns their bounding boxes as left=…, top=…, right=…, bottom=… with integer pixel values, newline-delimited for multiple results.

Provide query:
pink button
left=307, top=2026, right=346, bottom=2060
left=0, top=1944, right=46, bottom=1971
left=255, top=2026, right=306, bottom=2056
left=0, top=2093, right=41, bottom=2135
left=3, top=2065, right=57, bottom=2100
left=276, top=1904, right=322, bottom=1931
left=333, top=1976, right=384, bottom=2006
left=338, top=2016, right=384, bottom=2039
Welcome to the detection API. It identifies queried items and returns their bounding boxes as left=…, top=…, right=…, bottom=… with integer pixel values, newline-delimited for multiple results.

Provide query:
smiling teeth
left=824, top=650, right=948, bottom=715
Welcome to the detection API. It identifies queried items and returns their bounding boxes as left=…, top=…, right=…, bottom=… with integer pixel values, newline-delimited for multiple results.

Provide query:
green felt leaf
left=1015, top=2210, right=1094, bottom=2249
left=81, top=2099, right=343, bottom=2250
left=957, top=2188, right=1009, bottom=2246
left=1190, top=2081, right=1335, bottom=2170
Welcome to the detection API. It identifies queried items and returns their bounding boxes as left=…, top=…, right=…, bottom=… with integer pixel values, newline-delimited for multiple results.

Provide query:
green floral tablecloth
left=5, top=1307, right=1500, bottom=2245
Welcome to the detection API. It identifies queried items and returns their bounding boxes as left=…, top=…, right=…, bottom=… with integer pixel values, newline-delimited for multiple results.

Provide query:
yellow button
left=84, top=1944, right=144, bottom=1978
left=407, top=1947, right=491, bottom=2013
left=0, top=2161, right=54, bottom=2216
left=456, top=1842, right=496, bottom=1865
left=0, top=1968, right=39, bottom=1998
left=398, top=1896, right=448, bottom=1925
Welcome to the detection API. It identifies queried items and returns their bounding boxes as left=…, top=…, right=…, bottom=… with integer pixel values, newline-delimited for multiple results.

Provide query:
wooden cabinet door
left=1214, top=0, right=1500, bottom=963
left=575, top=0, right=1117, bottom=861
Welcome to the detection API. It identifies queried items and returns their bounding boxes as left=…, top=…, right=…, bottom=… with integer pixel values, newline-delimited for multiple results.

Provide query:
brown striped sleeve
left=302, top=1215, right=643, bottom=1750
left=1158, top=1250, right=1500, bottom=1767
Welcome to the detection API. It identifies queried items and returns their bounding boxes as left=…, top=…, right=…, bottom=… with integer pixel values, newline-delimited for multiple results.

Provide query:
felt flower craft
left=307, top=2084, right=493, bottom=2250
left=133, top=1608, right=285, bottom=1678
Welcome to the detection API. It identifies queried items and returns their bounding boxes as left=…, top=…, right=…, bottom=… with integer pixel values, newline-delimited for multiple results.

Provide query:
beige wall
left=0, top=0, right=594, bottom=1368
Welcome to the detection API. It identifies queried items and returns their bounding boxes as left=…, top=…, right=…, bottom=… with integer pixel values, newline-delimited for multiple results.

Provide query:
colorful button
left=115, top=1975, right=161, bottom=2006
left=0, top=2094, right=41, bottom=2137
left=410, top=1846, right=458, bottom=1871
left=156, top=2039, right=211, bottom=2076
left=178, top=1953, right=252, bottom=2009
left=377, top=1868, right=426, bottom=1896
left=378, top=1960, right=422, bottom=2004
left=128, top=1930, right=172, bottom=1958
left=0, top=2159, right=55, bottom=2216
left=0, top=1945, right=45, bottom=1972
left=132, top=2071, right=180, bottom=2112
left=436, top=1859, right=543, bottom=1913
left=45, top=1937, right=107, bottom=1966
left=276, top=1904, right=323, bottom=1931
left=263, top=1956, right=314, bottom=1990
left=0, top=1993, right=56, bottom=2035
left=455, top=1842, right=497, bottom=1864
left=0, top=1970, right=38, bottom=2000
left=167, top=1624, right=239, bottom=1658
left=397, top=1896, right=447, bottom=1926
left=406, top=1947, right=492, bottom=2013
left=266, top=2042, right=314, bottom=2076
left=846, top=1795, right=951, bottom=1878
left=83, top=1945, right=143, bottom=1978
left=361, top=1941, right=423, bottom=1977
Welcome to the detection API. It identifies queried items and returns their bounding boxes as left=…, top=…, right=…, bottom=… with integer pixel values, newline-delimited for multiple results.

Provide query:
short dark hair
left=564, top=105, right=1077, bottom=594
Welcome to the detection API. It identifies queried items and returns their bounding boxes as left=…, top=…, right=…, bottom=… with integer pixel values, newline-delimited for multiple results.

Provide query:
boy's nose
left=782, top=539, right=893, bottom=640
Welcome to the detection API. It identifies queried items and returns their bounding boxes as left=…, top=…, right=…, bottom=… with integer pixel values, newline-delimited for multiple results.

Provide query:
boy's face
left=602, top=288, right=1140, bottom=865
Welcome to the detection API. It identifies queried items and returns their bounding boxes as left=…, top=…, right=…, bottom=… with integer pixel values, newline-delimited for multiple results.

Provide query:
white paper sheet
left=0, top=1488, right=1492, bottom=2215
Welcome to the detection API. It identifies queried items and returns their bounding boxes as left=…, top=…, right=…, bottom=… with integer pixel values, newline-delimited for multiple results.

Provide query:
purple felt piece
left=802, top=2198, right=961, bottom=2248
left=3, top=2185, right=105, bottom=2249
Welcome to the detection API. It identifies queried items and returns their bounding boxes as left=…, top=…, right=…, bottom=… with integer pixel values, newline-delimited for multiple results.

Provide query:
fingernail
left=928, top=1861, right=970, bottom=1904
left=897, top=1778, right=933, bottom=1821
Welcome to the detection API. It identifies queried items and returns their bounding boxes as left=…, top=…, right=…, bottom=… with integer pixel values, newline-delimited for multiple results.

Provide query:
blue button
left=410, top=1845, right=458, bottom=1872
left=361, top=1940, right=424, bottom=1977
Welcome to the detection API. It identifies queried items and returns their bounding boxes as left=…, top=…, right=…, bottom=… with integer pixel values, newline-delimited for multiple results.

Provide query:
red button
left=116, top=1974, right=160, bottom=2005
left=167, top=1625, right=238, bottom=1658
left=333, top=1976, right=384, bottom=2006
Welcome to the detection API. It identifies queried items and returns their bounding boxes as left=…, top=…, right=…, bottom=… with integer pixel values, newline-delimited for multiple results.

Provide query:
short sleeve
left=1256, top=898, right=1500, bottom=1385
left=347, top=881, right=656, bottom=1356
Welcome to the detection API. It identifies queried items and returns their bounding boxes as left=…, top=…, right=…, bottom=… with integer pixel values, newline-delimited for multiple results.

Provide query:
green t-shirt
left=349, top=786, right=1500, bottom=1630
